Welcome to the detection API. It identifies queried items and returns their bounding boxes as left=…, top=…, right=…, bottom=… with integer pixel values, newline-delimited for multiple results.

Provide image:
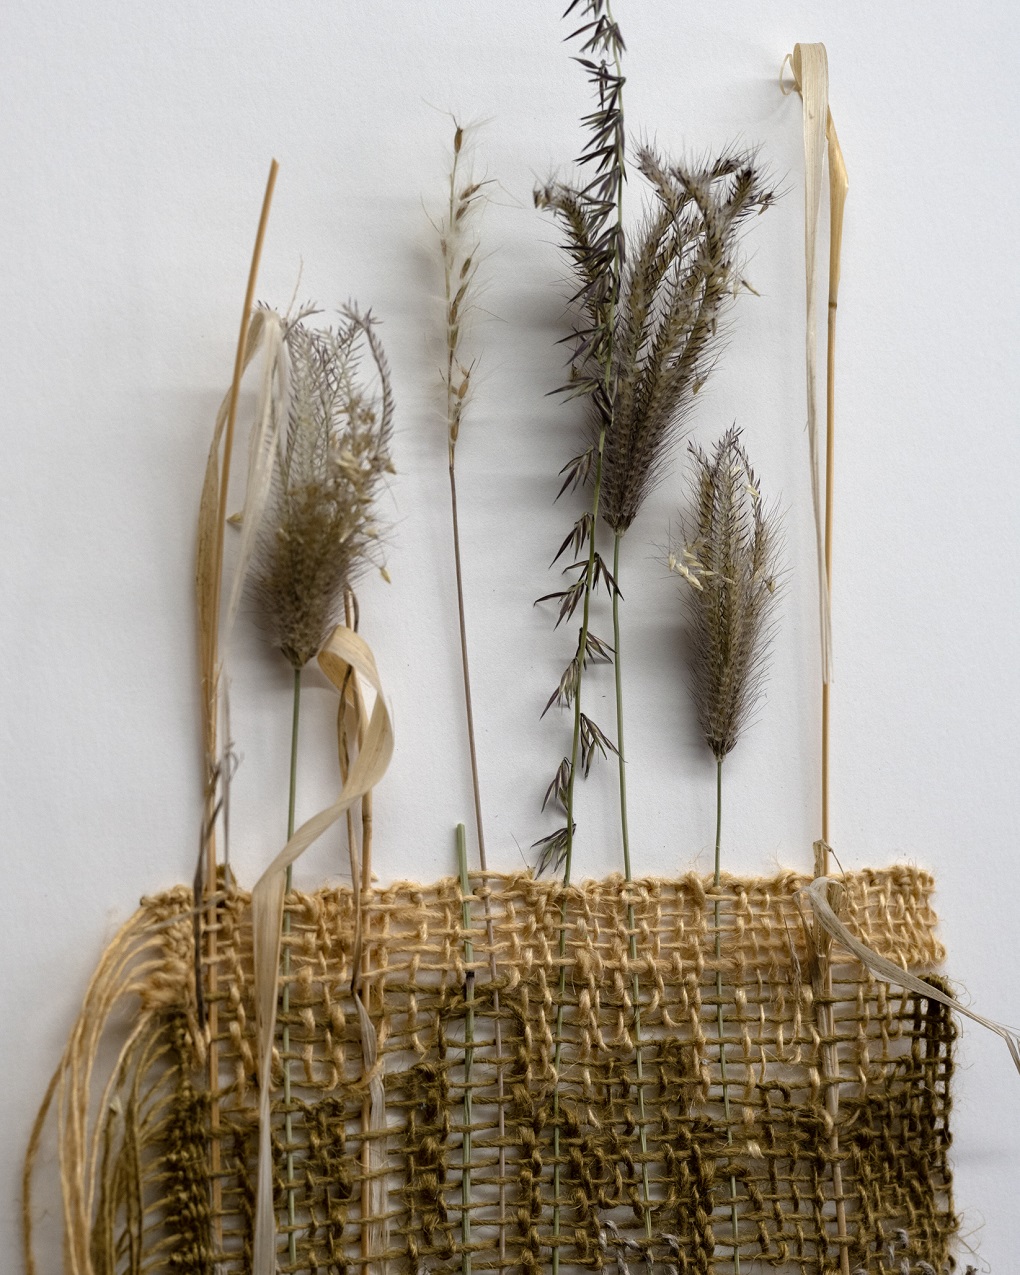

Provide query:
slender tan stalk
left=786, top=45, right=850, bottom=1273
left=197, top=158, right=278, bottom=1254
left=457, top=824, right=475, bottom=1275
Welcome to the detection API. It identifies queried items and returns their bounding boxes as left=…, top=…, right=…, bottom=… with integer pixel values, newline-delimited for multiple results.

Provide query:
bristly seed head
left=252, top=307, right=394, bottom=669
left=672, top=427, right=782, bottom=761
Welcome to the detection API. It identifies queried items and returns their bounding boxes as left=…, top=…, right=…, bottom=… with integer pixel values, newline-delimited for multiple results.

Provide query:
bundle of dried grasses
left=672, top=425, right=782, bottom=1272
left=536, top=20, right=773, bottom=885
left=535, top=10, right=773, bottom=1255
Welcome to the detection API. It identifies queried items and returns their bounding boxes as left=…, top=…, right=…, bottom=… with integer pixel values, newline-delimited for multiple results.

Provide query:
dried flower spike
left=252, top=307, right=394, bottom=668
left=674, top=426, right=781, bottom=759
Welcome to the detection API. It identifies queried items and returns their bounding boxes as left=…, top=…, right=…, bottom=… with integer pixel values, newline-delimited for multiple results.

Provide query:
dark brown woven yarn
left=81, top=869, right=957, bottom=1274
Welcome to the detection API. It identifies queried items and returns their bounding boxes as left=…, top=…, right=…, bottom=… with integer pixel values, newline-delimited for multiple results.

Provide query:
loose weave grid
left=92, top=867, right=955, bottom=1274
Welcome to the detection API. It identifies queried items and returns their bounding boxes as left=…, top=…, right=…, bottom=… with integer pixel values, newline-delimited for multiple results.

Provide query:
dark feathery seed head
left=672, top=427, right=782, bottom=760
left=538, top=145, right=773, bottom=535
left=252, top=307, right=394, bottom=669
left=600, top=150, right=775, bottom=534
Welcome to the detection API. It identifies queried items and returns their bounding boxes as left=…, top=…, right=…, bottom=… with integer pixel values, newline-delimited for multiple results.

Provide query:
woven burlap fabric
left=99, top=867, right=955, bottom=1274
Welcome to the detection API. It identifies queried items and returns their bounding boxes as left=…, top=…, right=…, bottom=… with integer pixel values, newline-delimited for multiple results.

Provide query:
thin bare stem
left=449, top=465, right=486, bottom=869
left=820, top=294, right=837, bottom=854
left=714, top=759, right=741, bottom=1273
left=449, top=465, right=507, bottom=1254
left=612, top=529, right=651, bottom=1241
left=282, top=667, right=301, bottom=1268
left=457, top=824, right=475, bottom=1275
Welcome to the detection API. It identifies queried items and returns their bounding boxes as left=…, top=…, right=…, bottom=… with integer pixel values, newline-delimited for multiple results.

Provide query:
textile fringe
left=26, top=867, right=958, bottom=1274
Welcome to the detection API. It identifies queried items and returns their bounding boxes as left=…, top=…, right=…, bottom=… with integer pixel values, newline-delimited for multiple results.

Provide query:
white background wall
left=3, top=2, right=1019, bottom=1269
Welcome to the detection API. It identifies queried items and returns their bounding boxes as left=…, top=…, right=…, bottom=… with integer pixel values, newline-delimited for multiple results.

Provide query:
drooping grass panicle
left=673, top=426, right=782, bottom=760
left=532, top=1, right=625, bottom=863
left=601, top=149, right=775, bottom=534
left=252, top=307, right=394, bottom=669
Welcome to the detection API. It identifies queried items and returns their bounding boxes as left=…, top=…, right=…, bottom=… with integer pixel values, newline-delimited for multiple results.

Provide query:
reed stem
left=714, top=758, right=740, bottom=1273
left=457, top=824, right=475, bottom=1275
left=282, top=666, right=301, bottom=1267
left=612, top=529, right=652, bottom=1242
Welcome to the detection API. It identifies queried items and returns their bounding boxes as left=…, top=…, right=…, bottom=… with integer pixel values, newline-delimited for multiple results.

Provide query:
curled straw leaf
left=251, top=626, right=394, bottom=1275
left=672, top=427, right=782, bottom=760
left=804, top=874, right=1020, bottom=1075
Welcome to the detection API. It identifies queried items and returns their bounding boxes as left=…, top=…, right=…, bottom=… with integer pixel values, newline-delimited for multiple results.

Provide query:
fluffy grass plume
left=253, top=308, right=394, bottom=668
left=673, top=426, right=781, bottom=759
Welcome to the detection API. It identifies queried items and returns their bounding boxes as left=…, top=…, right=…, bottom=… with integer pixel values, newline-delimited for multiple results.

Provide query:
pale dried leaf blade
left=804, top=876, right=1020, bottom=1075
left=826, top=113, right=849, bottom=299
left=251, top=624, right=393, bottom=1275
left=197, top=308, right=272, bottom=761
left=224, top=311, right=285, bottom=642
left=790, top=41, right=834, bottom=683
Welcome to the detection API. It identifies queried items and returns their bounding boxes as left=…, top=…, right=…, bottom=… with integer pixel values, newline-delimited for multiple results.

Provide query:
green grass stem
left=715, top=758, right=740, bottom=1272
left=283, top=666, right=301, bottom=1267
left=457, top=824, right=475, bottom=1275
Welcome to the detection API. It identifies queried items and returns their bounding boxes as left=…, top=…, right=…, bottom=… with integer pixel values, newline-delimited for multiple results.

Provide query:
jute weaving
left=29, top=867, right=956, bottom=1274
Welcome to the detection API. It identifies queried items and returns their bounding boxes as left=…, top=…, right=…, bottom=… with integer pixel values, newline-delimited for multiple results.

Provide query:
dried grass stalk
left=434, top=124, right=509, bottom=1259
left=673, top=426, right=781, bottom=1273
left=194, top=160, right=279, bottom=1251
